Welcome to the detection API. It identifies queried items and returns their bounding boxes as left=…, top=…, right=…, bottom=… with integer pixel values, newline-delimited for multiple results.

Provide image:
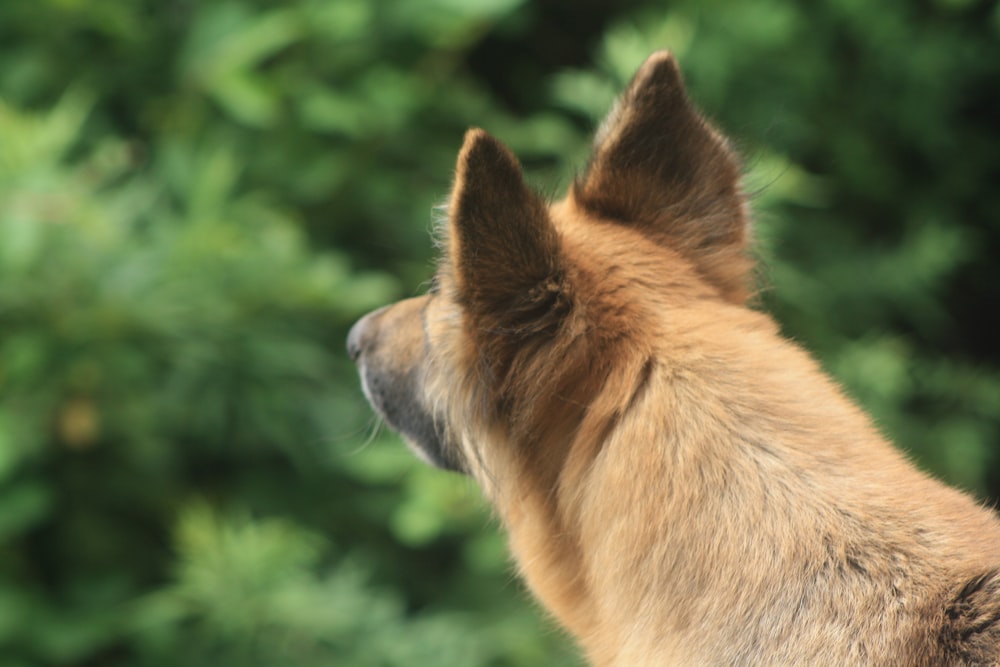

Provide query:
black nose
left=347, top=306, right=389, bottom=362
left=346, top=318, right=365, bottom=362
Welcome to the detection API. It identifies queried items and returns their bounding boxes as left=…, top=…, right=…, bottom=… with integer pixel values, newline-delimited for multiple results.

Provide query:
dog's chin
left=358, top=363, right=465, bottom=473
left=399, top=433, right=463, bottom=473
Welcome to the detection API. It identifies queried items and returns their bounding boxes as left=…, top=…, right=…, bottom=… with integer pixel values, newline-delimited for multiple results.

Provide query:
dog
left=347, top=51, right=1000, bottom=665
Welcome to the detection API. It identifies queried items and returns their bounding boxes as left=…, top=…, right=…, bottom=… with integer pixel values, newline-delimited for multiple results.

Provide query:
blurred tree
left=0, top=0, right=997, bottom=665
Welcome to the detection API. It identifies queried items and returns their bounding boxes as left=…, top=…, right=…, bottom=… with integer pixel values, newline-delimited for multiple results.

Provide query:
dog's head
left=347, top=51, right=750, bottom=494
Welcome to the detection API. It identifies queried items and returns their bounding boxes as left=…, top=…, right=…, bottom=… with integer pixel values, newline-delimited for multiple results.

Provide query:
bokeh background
left=1, top=0, right=998, bottom=665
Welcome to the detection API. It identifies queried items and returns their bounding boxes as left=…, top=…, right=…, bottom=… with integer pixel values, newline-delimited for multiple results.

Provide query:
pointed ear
left=574, top=51, right=751, bottom=302
left=447, top=129, right=567, bottom=331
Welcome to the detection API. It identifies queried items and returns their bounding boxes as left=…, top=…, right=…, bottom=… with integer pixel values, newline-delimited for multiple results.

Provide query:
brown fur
left=347, top=51, right=1000, bottom=665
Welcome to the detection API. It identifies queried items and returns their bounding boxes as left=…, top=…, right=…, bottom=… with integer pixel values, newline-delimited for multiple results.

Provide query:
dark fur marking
left=940, top=570, right=1000, bottom=664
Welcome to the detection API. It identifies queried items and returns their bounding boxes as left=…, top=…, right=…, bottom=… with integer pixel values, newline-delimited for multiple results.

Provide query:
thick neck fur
left=459, top=208, right=1000, bottom=665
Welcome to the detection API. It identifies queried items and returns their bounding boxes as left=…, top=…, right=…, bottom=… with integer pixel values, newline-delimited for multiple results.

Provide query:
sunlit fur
left=349, top=51, right=1000, bottom=665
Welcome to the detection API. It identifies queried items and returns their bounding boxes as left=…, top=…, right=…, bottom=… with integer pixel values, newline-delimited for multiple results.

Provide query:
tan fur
left=348, top=51, right=1000, bottom=665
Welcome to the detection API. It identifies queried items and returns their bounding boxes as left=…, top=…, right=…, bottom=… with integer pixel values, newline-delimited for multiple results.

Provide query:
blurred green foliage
left=0, top=0, right=998, bottom=664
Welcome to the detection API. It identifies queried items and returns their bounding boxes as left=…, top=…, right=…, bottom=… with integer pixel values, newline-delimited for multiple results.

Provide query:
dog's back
left=549, top=265, right=1000, bottom=665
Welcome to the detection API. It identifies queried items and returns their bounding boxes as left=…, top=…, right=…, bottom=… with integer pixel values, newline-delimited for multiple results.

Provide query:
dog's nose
left=347, top=307, right=388, bottom=362
left=346, top=317, right=366, bottom=362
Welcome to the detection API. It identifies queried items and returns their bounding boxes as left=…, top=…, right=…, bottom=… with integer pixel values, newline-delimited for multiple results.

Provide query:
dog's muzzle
left=347, top=306, right=464, bottom=473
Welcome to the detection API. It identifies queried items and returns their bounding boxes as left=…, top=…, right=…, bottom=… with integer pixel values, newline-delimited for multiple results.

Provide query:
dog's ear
left=574, top=51, right=751, bottom=303
left=447, top=129, right=567, bottom=335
